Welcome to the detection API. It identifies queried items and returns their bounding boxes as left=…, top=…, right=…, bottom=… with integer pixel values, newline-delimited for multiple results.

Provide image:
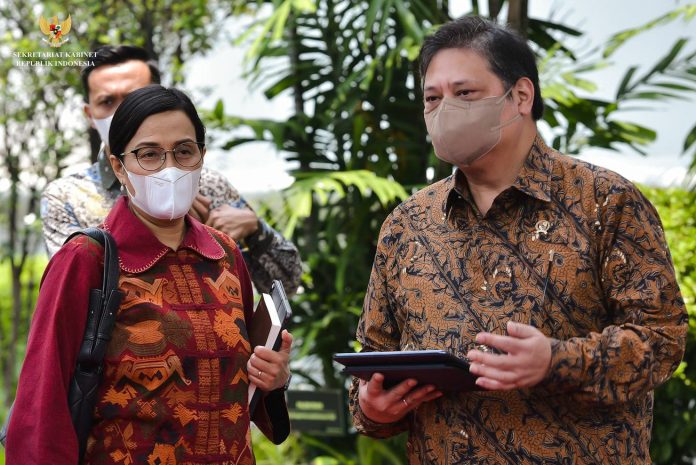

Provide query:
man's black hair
left=81, top=45, right=161, bottom=102
left=419, top=16, right=544, bottom=120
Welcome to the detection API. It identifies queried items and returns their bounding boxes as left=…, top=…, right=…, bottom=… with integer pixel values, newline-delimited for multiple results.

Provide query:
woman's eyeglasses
left=121, top=141, right=204, bottom=171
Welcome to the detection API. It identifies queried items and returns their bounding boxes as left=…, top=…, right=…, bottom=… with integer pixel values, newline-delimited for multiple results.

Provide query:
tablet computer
left=334, top=350, right=480, bottom=391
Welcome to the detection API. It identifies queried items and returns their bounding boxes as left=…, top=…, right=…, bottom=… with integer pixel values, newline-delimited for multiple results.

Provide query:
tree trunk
left=5, top=174, right=19, bottom=407
left=289, top=17, right=305, bottom=121
left=507, top=0, right=529, bottom=35
left=141, top=3, right=157, bottom=61
left=6, top=266, right=22, bottom=405
left=488, top=0, right=503, bottom=21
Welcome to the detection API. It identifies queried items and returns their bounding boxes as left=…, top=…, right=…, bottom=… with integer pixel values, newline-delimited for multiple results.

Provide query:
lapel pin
left=532, top=220, right=551, bottom=241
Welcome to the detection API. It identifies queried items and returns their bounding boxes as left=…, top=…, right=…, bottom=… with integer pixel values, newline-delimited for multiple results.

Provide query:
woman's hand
left=358, top=373, right=442, bottom=424
left=247, top=330, right=292, bottom=391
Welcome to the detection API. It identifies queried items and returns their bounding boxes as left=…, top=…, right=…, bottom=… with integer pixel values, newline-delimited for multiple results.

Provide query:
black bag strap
left=0, top=228, right=123, bottom=453
left=65, top=227, right=123, bottom=367
left=65, top=228, right=124, bottom=462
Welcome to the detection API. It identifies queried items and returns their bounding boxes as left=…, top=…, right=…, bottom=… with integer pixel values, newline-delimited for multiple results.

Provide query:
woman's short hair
left=109, top=85, right=206, bottom=157
left=418, top=16, right=544, bottom=120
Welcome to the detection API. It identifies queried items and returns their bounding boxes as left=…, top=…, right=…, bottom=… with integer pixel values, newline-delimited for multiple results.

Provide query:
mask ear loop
left=491, top=87, right=522, bottom=131
left=118, top=158, right=137, bottom=198
left=495, top=86, right=515, bottom=104
left=492, top=113, right=522, bottom=131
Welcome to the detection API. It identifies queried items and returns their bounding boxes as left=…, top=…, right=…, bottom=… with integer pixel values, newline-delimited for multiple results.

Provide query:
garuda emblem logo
left=39, top=15, right=72, bottom=48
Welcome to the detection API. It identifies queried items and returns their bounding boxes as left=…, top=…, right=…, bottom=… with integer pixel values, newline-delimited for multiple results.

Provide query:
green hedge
left=0, top=255, right=48, bottom=406
left=0, top=255, right=48, bottom=465
left=641, top=186, right=696, bottom=464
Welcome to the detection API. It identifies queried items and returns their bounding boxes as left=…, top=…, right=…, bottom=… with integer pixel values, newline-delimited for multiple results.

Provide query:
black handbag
left=0, top=227, right=124, bottom=463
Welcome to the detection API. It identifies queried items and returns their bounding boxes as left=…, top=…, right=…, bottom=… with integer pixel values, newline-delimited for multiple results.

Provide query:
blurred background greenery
left=1, top=1, right=695, bottom=464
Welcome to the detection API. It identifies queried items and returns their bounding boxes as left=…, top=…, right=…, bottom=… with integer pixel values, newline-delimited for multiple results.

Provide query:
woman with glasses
left=7, top=85, right=292, bottom=465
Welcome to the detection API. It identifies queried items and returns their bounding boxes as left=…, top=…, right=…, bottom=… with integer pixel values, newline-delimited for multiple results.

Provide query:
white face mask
left=92, top=113, right=114, bottom=145
left=123, top=165, right=202, bottom=220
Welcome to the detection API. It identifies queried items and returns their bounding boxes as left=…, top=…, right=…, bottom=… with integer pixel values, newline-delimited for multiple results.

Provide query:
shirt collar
left=511, top=134, right=552, bottom=203
left=444, top=133, right=552, bottom=216
left=103, top=196, right=225, bottom=273
left=97, top=147, right=119, bottom=192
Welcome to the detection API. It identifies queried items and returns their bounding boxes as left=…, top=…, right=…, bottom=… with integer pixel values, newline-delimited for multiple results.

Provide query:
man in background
left=41, top=45, right=302, bottom=295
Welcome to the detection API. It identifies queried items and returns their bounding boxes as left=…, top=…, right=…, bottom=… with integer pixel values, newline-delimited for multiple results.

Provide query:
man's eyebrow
left=424, top=79, right=477, bottom=92
left=94, top=93, right=115, bottom=102
left=451, top=79, right=477, bottom=86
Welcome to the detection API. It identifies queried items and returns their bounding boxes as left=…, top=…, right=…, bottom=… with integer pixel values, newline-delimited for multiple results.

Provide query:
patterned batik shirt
left=349, top=135, right=687, bottom=465
left=40, top=152, right=302, bottom=295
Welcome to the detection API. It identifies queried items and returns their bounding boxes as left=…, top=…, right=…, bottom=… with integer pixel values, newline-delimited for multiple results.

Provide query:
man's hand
left=466, top=321, right=552, bottom=390
left=358, top=374, right=442, bottom=424
left=247, top=330, right=292, bottom=392
left=189, top=194, right=212, bottom=223
left=206, top=204, right=259, bottom=241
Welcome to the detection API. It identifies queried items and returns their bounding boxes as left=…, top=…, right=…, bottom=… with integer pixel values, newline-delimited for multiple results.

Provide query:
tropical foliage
left=641, top=186, right=696, bottom=464
left=251, top=428, right=407, bottom=465
left=0, top=1, right=82, bottom=405
left=1, top=1, right=695, bottom=464
left=213, top=0, right=696, bottom=371
left=0, top=0, right=242, bottom=410
left=208, top=1, right=696, bottom=463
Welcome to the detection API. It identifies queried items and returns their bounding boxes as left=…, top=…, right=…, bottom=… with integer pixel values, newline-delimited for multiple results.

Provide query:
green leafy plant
left=213, top=2, right=696, bottom=463
left=251, top=430, right=408, bottom=465
left=640, top=186, right=696, bottom=465
left=0, top=0, right=249, bottom=411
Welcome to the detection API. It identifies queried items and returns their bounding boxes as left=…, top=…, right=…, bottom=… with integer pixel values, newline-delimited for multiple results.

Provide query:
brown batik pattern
left=349, top=135, right=687, bottom=465
left=83, top=231, right=254, bottom=465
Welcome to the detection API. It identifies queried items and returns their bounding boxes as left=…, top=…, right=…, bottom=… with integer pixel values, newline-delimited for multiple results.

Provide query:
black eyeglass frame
left=119, top=141, right=205, bottom=172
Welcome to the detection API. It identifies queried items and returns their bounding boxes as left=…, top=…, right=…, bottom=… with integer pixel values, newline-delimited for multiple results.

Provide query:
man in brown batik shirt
left=349, top=16, right=687, bottom=465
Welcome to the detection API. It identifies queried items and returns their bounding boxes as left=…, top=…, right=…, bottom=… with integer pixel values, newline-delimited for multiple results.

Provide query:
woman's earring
left=120, top=183, right=125, bottom=193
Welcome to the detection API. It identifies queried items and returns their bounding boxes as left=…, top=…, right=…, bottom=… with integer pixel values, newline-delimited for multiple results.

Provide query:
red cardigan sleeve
left=6, top=236, right=103, bottom=465
left=231, top=246, right=291, bottom=444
